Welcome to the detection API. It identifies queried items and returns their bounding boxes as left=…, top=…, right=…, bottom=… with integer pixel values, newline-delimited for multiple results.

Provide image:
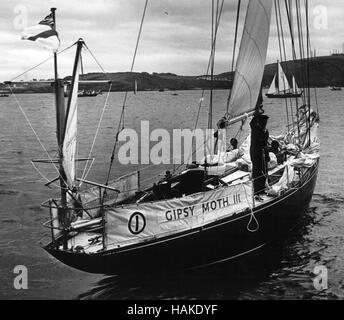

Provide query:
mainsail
left=277, top=62, right=291, bottom=92
left=227, top=0, right=273, bottom=119
left=62, top=54, right=80, bottom=188
left=268, top=75, right=277, bottom=94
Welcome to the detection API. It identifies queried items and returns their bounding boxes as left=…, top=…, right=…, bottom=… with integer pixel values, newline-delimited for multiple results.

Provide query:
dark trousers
left=250, top=149, right=268, bottom=195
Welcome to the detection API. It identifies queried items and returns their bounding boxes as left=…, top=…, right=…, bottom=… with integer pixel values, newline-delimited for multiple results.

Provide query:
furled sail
left=227, top=0, right=273, bottom=119
left=62, top=58, right=80, bottom=188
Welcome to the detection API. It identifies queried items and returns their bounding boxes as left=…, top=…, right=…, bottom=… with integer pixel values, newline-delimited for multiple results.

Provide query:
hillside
left=218, top=54, right=344, bottom=88
left=3, top=54, right=344, bottom=93
left=74, top=72, right=230, bottom=92
left=2, top=72, right=230, bottom=94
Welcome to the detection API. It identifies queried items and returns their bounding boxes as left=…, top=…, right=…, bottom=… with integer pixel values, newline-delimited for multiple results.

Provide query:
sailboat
left=266, top=61, right=303, bottom=98
left=17, top=1, right=319, bottom=275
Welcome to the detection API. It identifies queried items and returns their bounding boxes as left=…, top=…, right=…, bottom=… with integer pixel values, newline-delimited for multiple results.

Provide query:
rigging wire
left=58, top=41, right=114, bottom=186
left=276, top=0, right=296, bottom=129
left=284, top=0, right=301, bottom=139
left=104, top=0, right=149, bottom=188
left=6, top=84, right=69, bottom=188
left=78, top=82, right=113, bottom=186
left=296, top=0, right=310, bottom=145
left=83, top=43, right=109, bottom=75
left=194, top=0, right=225, bottom=131
left=226, top=0, right=242, bottom=113
left=31, top=160, right=63, bottom=189
left=305, top=0, right=312, bottom=146
left=231, top=0, right=242, bottom=73
left=174, top=0, right=224, bottom=175
left=3, top=42, right=81, bottom=191
left=274, top=0, right=291, bottom=130
left=8, top=43, right=76, bottom=82
left=209, top=0, right=216, bottom=130
left=295, top=0, right=307, bottom=106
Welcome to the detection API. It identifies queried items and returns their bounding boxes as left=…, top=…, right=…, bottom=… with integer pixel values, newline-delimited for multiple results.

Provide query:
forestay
left=228, top=0, right=273, bottom=118
left=105, top=182, right=253, bottom=247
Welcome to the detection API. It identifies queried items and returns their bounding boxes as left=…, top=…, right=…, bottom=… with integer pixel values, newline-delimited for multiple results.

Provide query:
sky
left=0, top=0, right=344, bottom=81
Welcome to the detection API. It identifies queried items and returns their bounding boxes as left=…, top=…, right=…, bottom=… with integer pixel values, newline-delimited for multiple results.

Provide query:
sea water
left=0, top=89, right=343, bottom=300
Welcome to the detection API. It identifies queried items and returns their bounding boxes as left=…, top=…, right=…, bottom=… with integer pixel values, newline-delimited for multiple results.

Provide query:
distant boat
left=266, top=61, right=303, bottom=98
left=158, top=88, right=165, bottom=92
left=77, top=90, right=98, bottom=97
left=330, top=86, right=342, bottom=91
left=65, top=86, right=98, bottom=98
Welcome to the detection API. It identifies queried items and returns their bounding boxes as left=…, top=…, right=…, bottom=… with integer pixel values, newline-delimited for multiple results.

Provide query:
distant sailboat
left=266, top=61, right=303, bottom=98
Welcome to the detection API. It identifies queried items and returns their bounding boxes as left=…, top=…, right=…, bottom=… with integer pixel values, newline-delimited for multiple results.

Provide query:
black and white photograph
left=0, top=0, right=343, bottom=305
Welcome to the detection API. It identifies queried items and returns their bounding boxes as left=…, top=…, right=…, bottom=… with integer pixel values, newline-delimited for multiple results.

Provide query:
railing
left=41, top=171, right=140, bottom=249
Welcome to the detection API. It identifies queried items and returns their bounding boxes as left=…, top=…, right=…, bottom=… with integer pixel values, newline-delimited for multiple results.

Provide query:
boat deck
left=61, top=232, right=103, bottom=254
left=61, top=164, right=289, bottom=254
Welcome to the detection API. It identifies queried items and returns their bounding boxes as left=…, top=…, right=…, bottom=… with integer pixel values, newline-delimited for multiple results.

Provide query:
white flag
left=22, top=13, right=60, bottom=52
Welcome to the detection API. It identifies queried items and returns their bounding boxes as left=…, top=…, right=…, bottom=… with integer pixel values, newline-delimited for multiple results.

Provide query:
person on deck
left=214, top=117, right=227, bottom=155
left=269, top=140, right=287, bottom=165
left=229, top=138, right=238, bottom=151
left=250, top=108, right=270, bottom=200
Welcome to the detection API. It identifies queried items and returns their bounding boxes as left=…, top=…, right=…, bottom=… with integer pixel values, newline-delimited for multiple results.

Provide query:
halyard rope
left=242, top=182, right=260, bottom=233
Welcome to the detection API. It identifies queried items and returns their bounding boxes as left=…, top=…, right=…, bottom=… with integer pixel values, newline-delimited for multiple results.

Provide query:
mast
left=62, top=38, right=84, bottom=185
left=51, top=8, right=64, bottom=146
left=51, top=8, right=58, bottom=81
left=208, top=0, right=215, bottom=130
left=277, top=60, right=280, bottom=93
left=51, top=8, right=68, bottom=249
